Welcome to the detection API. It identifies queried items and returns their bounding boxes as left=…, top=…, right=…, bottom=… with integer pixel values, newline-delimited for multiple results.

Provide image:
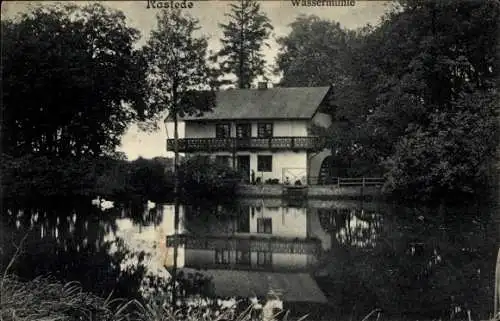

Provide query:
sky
left=2, top=0, right=391, bottom=160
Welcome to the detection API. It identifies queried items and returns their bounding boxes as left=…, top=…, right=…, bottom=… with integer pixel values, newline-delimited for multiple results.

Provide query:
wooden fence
left=309, top=176, right=385, bottom=187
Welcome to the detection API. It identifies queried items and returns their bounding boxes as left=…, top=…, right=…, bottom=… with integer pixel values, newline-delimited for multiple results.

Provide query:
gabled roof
left=181, top=86, right=331, bottom=121
left=178, top=268, right=328, bottom=303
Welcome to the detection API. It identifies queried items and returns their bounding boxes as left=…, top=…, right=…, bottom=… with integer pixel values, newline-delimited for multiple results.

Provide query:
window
left=215, top=249, right=230, bottom=264
left=257, top=155, right=272, bottom=172
left=237, top=208, right=250, bottom=233
left=256, top=251, right=272, bottom=266
left=257, top=218, right=272, bottom=234
left=236, top=250, right=251, bottom=265
left=257, top=123, right=273, bottom=138
left=215, top=155, right=231, bottom=167
left=216, top=123, right=231, bottom=138
left=236, top=123, right=251, bottom=138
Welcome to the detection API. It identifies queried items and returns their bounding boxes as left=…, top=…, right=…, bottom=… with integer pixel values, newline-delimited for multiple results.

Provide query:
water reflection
left=0, top=198, right=497, bottom=320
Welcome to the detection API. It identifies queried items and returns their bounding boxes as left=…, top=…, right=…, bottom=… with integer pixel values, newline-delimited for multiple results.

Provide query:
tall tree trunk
left=238, top=0, right=245, bottom=89
left=172, top=85, right=180, bottom=307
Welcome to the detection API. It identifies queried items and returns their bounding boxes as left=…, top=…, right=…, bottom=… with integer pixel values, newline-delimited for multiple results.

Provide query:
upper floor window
left=216, top=123, right=231, bottom=138
left=257, top=123, right=273, bottom=138
left=236, top=123, right=251, bottom=138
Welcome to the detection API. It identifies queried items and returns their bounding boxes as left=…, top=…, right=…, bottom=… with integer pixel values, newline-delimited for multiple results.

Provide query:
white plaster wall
left=273, top=120, right=308, bottom=136
left=272, top=253, right=309, bottom=269
left=248, top=151, right=307, bottom=183
left=184, top=122, right=216, bottom=138
left=246, top=206, right=308, bottom=238
left=184, top=120, right=309, bottom=138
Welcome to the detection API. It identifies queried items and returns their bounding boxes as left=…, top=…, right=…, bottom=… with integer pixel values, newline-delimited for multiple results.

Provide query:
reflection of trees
left=318, top=208, right=382, bottom=248
left=317, top=204, right=498, bottom=319
left=0, top=198, right=149, bottom=300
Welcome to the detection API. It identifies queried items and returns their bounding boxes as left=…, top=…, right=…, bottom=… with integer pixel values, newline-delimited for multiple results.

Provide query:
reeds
left=0, top=274, right=118, bottom=321
left=0, top=274, right=309, bottom=321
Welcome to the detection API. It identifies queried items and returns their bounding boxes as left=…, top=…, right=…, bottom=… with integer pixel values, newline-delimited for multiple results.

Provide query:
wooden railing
left=166, top=136, right=326, bottom=152
left=166, top=234, right=322, bottom=255
left=312, top=177, right=385, bottom=187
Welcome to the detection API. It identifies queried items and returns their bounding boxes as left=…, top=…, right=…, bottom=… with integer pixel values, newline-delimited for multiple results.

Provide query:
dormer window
left=257, top=123, right=273, bottom=138
left=216, top=123, right=231, bottom=138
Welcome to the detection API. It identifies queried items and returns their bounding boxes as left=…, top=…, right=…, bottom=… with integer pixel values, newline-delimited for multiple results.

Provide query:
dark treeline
left=276, top=0, right=499, bottom=204
left=1, top=154, right=173, bottom=204
left=1, top=153, right=241, bottom=205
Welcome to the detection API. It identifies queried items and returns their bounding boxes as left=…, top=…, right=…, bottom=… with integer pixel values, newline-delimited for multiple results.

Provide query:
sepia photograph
left=1, top=0, right=499, bottom=321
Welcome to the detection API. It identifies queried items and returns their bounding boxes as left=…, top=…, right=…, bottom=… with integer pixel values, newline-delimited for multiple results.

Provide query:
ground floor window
left=257, top=218, right=272, bottom=234
left=236, top=250, right=251, bottom=265
left=215, top=249, right=230, bottom=264
left=256, top=251, right=272, bottom=266
left=257, top=155, right=272, bottom=172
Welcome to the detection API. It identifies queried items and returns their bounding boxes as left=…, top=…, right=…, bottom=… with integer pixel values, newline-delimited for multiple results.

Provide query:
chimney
left=257, top=82, right=268, bottom=89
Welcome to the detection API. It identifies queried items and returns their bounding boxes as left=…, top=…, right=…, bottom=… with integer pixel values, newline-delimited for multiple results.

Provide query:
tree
left=216, top=0, right=273, bottom=88
left=355, top=0, right=500, bottom=201
left=275, top=16, right=379, bottom=175
left=275, top=15, right=350, bottom=87
left=1, top=3, right=146, bottom=157
left=143, top=9, right=215, bottom=183
left=142, top=8, right=215, bottom=304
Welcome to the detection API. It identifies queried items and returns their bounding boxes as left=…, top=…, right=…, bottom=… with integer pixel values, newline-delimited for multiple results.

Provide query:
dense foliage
left=275, top=16, right=381, bottom=177
left=276, top=0, right=499, bottom=202
left=0, top=154, right=174, bottom=203
left=362, top=0, right=500, bottom=202
left=178, top=156, right=242, bottom=200
left=215, top=0, right=273, bottom=88
left=143, top=10, right=216, bottom=124
left=1, top=3, right=147, bottom=158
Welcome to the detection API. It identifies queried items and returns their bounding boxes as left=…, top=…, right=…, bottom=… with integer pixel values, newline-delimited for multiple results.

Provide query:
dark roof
left=181, top=86, right=331, bottom=121
left=179, top=268, right=327, bottom=303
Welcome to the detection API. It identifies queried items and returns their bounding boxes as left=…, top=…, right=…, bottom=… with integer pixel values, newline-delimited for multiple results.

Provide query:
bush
left=177, top=156, right=241, bottom=199
left=0, top=153, right=175, bottom=203
left=264, top=178, right=280, bottom=185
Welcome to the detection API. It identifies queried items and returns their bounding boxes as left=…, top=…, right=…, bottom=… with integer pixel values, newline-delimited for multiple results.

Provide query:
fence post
left=362, top=177, right=366, bottom=188
left=337, top=177, right=340, bottom=188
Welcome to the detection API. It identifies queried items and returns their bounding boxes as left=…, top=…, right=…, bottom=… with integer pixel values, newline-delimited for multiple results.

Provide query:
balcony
left=166, top=136, right=326, bottom=153
left=166, top=234, right=322, bottom=255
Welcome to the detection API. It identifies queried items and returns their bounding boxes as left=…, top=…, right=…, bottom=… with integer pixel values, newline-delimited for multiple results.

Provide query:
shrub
left=178, top=156, right=241, bottom=199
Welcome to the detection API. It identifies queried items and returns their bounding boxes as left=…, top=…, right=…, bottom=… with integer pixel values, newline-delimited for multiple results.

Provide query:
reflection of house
left=165, top=205, right=327, bottom=304
left=166, top=83, right=332, bottom=184
left=167, top=206, right=321, bottom=271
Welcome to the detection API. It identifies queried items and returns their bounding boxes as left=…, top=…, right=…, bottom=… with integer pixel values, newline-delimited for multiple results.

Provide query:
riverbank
left=236, top=184, right=384, bottom=200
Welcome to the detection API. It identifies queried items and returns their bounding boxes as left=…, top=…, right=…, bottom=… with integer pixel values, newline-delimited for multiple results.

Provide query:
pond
left=1, top=197, right=498, bottom=320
